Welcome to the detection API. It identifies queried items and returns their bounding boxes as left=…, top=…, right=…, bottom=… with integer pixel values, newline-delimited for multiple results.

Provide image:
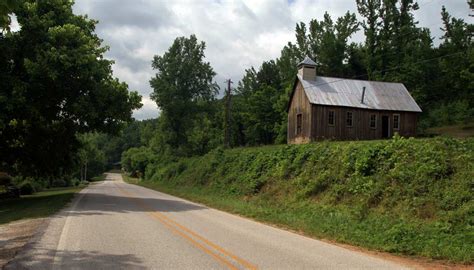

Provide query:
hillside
left=132, top=136, right=474, bottom=263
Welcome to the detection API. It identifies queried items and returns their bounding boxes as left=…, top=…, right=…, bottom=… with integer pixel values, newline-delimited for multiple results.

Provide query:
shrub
left=0, top=172, right=12, bottom=186
left=19, top=181, right=35, bottom=195
left=80, top=180, right=89, bottom=186
left=71, top=178, right=80, bottom=186
left=121, top=147, right=157, bottom=177
left=30, top=181, right=45, bottom=192
left=51, top=179, right=67, bottom=187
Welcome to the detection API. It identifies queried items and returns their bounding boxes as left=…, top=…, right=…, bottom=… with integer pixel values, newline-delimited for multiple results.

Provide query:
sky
left=71, top=0, right=472, bottom=120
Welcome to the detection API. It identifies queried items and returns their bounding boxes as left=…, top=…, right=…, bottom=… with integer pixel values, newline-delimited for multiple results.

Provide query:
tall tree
left=232, top=61, right=284, bottom=145
left=356, top=0, right=382, bottom=79
left=291, top=12, right=360, bottom=77
left=150, top=35, right=218, bottom=156
left=0, top=0, right=142, bottom=177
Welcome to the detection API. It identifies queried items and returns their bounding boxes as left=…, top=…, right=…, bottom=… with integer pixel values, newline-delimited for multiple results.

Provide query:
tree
left=356, top=0, right=382, bottom=79
left=150, top=35, right=218, bottom=156
left=77, top=133, right=106, bottom=181
left=233, top=61, right=283, bottom=145
left=0, top=0, right=142, bottom=177
left=427, top=5, right=474, bottom=125
left=292, top=12, right=360, bottom=77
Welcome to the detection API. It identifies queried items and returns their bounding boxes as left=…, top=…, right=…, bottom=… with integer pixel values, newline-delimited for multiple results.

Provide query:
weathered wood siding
left=288, top=81, right=312, bottom=144
left=310, top=105, right=418, bottom=140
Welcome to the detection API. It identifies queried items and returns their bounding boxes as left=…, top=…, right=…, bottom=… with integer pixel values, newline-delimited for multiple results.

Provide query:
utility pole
left=224, top=79, right=233, bottom=148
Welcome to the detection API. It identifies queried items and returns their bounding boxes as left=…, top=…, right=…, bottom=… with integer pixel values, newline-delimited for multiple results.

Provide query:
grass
left=122, top=174, right=139, bottom=184
left=90, top=173, right=106, bottom=182
left=426, top=123, right=474, bottom=138
left=126, top=136, right=474, bottom=263
left=0, top=186, right=84, bottom=225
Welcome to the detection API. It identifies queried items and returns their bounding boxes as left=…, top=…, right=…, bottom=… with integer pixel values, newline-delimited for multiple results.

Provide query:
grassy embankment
left=126, top=136, right=473, bottom=263
left=0, top=186, right=84, bottom=225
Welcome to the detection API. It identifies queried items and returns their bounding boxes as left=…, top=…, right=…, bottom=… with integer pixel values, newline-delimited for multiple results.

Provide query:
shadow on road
left=57, top=191, right=206, bottom=218
left=5, top=248, right=146, bottom=269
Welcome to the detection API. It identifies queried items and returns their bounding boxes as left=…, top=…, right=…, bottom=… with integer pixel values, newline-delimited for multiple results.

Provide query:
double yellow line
left=116, top=184, right=257, bottom=270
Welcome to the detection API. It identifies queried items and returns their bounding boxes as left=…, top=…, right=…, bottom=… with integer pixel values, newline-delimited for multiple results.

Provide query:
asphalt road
left=8, top=173, right=409, bottom=269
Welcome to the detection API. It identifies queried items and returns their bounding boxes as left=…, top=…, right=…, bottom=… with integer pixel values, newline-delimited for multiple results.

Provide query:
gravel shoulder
left=0, top=218, right=45, bottom=268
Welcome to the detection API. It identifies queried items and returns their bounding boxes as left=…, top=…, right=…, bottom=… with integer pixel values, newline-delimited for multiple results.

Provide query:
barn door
left=382, top=115, right=390, bottom=138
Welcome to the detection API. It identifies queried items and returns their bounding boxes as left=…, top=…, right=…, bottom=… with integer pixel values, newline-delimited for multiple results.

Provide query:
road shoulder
left=2, top=186, right=88, bottom=269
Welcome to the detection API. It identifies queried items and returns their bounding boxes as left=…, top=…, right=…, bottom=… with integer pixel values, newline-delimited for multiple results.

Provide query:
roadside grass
left=90, top=173, right=106, bottom=182
left=128, top=136, right=474, bottom=264
left=122, top=174, right=140, bottom=184
left=426, top=123, right=474, bottom=138
left=0, top=186, right=84, bottom=225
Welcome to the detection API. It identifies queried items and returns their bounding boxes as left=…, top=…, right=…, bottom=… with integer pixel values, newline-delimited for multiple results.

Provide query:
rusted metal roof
left=297, top=75, right=422, bottom=112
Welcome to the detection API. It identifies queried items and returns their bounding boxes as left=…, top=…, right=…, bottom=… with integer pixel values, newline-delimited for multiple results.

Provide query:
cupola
left=297, top=56, right=317, bottom=81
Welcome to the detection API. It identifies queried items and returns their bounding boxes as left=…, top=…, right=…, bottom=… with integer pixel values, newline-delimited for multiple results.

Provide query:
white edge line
left=51, top=184, right=92, bottom=269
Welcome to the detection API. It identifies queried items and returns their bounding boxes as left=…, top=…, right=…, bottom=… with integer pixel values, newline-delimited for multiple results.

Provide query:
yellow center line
left=115, top=184, right=257, bottom=270
left=156, top=208, right=258, bottom=270
left=147, top=207, right=239, bottom=270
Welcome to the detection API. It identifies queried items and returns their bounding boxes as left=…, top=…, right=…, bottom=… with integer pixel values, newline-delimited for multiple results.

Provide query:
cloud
left=72, top=0, right=471, bottom=120
left=133, top=97, right=160, bottom=120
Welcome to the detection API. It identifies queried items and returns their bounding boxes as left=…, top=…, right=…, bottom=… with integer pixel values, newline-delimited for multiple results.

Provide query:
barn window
left=328, top=111, right=335, bottom=126
left=393, top=114, right=400, bottom=130
left=346, top=111, right=353, bottom=127
left=296, top=113, right=302, bottom=135
left=370, top=114, right=377, bottom=129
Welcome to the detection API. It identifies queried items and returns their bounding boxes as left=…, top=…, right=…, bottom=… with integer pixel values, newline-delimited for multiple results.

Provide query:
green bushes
left=121, top=146, right=157, bottom=178
left=9, top=175, right=83, bottom=195
left=0, top=172, right=12, bottom=186
left=135, top=136, right=474, bottom=262
left=19, top=181, right=35, bottom=195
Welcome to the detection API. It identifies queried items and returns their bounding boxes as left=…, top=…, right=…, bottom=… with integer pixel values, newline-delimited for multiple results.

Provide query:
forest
left=0, top=0, right=473, bottom=186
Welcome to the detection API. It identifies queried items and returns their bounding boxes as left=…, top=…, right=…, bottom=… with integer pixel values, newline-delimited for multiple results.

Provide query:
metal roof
left=297, top=75, right=422, bottom=112
left=297, top=56, right=317, bottom=67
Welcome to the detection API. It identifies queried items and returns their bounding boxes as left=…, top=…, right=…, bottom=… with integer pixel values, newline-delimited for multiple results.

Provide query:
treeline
left=118, top=1, right=473, bottom=177
left=0, top=0, right=141, bottom=188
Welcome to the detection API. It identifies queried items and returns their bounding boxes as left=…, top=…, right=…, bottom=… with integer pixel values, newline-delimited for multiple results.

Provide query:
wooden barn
left=287, top=56, right=422, bottom=144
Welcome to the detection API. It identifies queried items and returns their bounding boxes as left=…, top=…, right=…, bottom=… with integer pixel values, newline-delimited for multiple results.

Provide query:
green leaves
left=0, top=0, right=141, bottom=177
left=149, top=35, right=218, bottom=156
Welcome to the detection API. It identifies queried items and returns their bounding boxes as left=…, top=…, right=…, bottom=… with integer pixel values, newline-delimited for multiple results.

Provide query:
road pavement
left=7, top=173, right=409, bottom=269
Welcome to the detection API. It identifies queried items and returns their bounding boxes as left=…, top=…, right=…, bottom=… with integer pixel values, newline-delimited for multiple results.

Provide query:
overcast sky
left=72, top=0, right=472, bottom=120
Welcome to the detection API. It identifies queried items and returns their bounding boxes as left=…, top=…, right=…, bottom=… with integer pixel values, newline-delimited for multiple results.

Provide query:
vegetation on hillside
left=128, top=136, right=474, bottom=262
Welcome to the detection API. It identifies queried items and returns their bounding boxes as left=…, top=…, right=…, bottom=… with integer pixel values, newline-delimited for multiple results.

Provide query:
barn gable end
left=288, top=81, right=312, bottom=144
